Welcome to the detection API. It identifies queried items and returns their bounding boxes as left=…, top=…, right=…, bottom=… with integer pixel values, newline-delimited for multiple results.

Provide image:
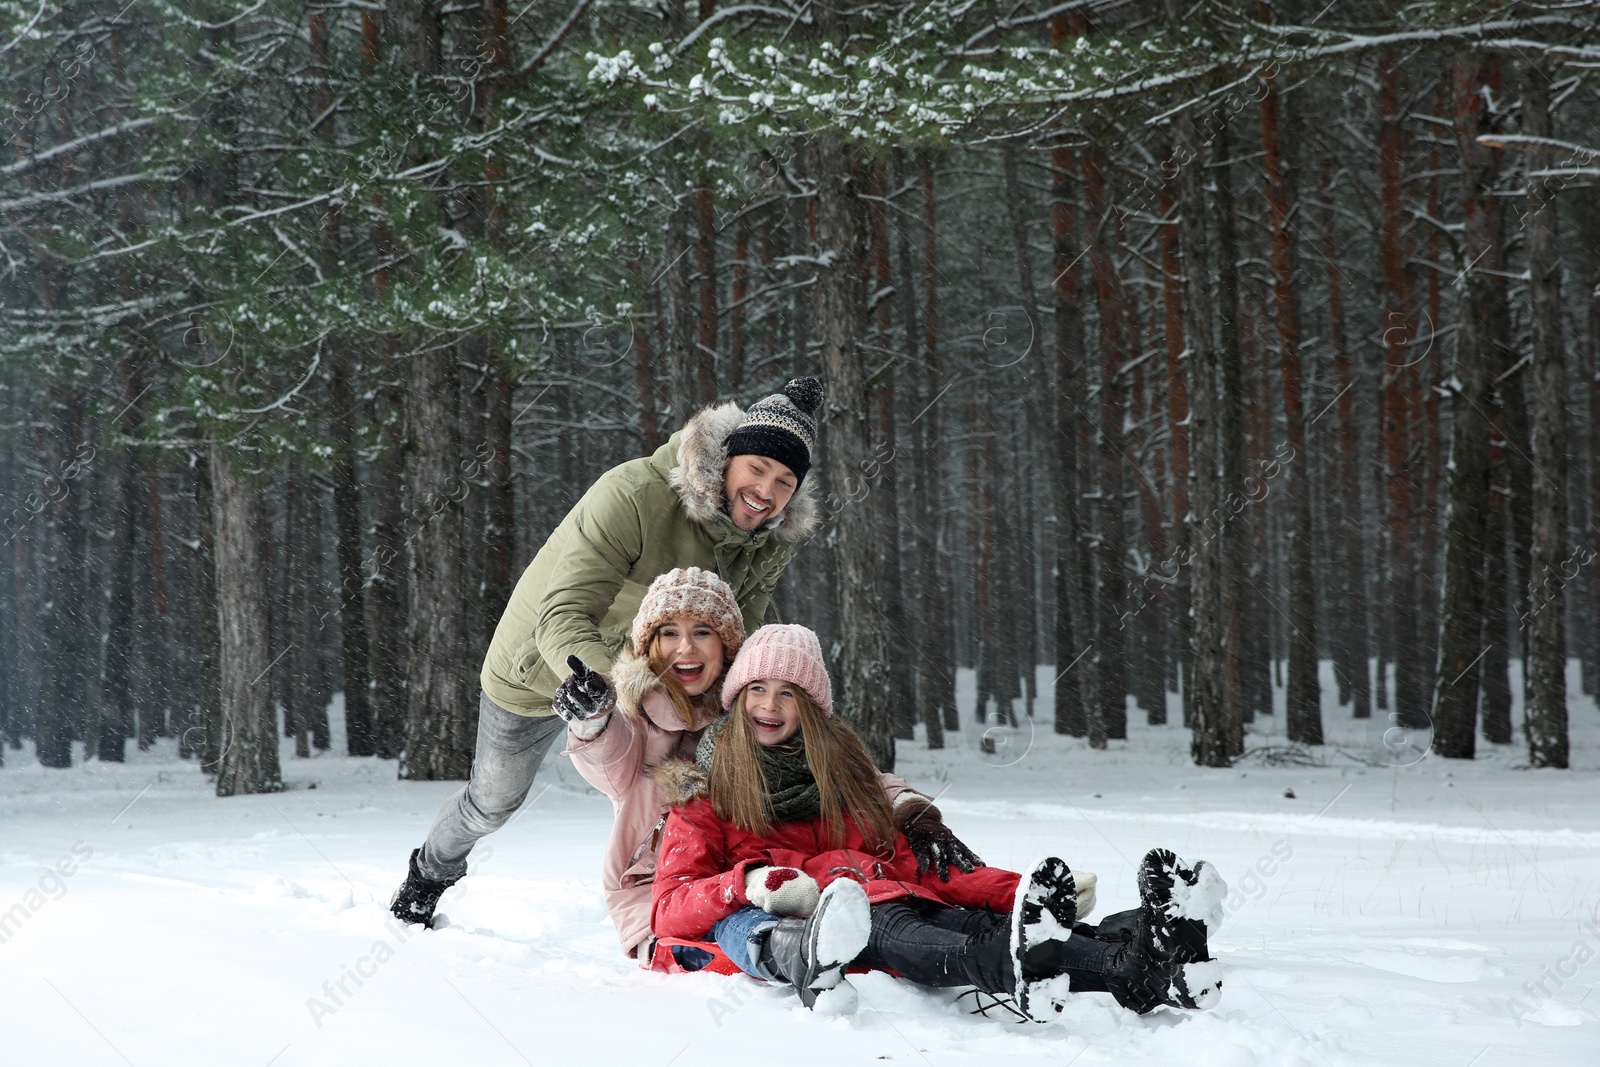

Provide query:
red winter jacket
left=650, top=783, right=1020, bottom=941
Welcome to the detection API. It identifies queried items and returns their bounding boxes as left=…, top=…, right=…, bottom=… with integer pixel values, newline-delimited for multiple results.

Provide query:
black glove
left=552, top=655, right=615, bottom=722
left=897, top=803, right=982, bottom=881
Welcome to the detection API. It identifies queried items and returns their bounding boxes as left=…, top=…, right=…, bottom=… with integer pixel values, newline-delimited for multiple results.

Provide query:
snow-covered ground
left=4, top=665, right=1598, bottom=1067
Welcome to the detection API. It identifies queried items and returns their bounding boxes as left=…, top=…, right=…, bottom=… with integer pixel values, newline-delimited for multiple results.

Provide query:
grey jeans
left=416, top=691, right=566, bottom=882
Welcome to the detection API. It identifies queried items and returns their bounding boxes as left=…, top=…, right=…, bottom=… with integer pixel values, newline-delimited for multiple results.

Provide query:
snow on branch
left=0, top=117, right=158, bottom=179
left=0, top=169, right=177, bottom=214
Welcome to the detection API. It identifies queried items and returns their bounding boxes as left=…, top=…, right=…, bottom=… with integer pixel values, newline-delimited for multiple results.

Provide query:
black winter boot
left=1023, top=857, right=1226, bottom=1017
left=1138, top=848, right=1224, bottom=1010
left=954, top=914, right=1018, bottom=996
left=1011, top=856, right=1080, bottom=1021
left=1020, top=904, right=1191, bottom=1015
left=389, top=848, right=459, bottom=927
left=757, top=879, right=871, bottom=1008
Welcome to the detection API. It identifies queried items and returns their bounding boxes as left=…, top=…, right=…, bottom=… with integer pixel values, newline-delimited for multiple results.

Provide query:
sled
left=647, top=936, right=745, bottom=975
left=646, top=936, right=898, bottom=979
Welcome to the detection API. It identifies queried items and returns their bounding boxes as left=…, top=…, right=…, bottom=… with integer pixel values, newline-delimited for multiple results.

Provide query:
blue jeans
left=713, top=906, right=782, bottom=979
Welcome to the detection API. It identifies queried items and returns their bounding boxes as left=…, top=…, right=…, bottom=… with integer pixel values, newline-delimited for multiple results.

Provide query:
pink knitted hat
left=631, top=567, right=745, bottom=659
left=720, top=624, right=833, bottom=716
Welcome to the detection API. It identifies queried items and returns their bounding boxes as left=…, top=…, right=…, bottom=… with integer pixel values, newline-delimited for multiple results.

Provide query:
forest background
left=2, top=0, right=1598, bottom=795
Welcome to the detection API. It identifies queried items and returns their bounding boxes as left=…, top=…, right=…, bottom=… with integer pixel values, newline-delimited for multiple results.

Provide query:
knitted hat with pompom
left=724, top=377, right=824, bottom=486
left=630, top=567, right=745, bottom=660
left=720, top=623, right=833, bottom=717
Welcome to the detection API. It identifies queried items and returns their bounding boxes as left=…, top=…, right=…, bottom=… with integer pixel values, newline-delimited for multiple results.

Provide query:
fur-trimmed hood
left=668, top=401, right=820, bottom=546
left=611, top=648, right=667, bottom=720
left=647, top=757, right=708, bottom=806
left=644, top=710, right=728, bottom=803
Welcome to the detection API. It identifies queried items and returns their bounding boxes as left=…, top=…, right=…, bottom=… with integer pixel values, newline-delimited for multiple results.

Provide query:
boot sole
left=798, top=879, right=870, bottom=1009
left=1013, top=856, right=1078, bottom=1021
left=1137, top=849, right=1222, bottom=1010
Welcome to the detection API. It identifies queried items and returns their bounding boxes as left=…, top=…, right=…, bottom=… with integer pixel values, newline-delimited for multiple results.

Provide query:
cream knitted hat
left=630, top=567, right=744, bottom=658
left=720, top=623, right=833, bottom=716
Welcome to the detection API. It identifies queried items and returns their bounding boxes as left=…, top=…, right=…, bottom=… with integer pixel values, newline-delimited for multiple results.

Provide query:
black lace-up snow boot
left=1137, top=848, right=1225, bottom=1010
left=1010, top=856, right=1080, bottom=1020
left=389, top=848, right=459, bottom=928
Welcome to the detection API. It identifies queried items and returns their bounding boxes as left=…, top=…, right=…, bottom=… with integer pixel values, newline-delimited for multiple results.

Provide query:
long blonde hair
left=709, top=686, right=895, bottom=853
left=646, top=634, right=724, bottom=729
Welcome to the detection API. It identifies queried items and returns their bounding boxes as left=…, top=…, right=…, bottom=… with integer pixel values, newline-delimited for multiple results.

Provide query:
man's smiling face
left=723, top=454, right=798, bottom=531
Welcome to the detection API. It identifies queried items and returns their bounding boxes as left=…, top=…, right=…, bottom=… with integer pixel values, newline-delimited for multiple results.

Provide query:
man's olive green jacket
left=480, top=401, right=820, bottom=716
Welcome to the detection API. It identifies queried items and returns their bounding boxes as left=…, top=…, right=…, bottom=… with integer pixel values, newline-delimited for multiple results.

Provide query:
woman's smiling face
left=653, top=616, right=724, bottom=696
left=742, top=678, right=801, bottom=745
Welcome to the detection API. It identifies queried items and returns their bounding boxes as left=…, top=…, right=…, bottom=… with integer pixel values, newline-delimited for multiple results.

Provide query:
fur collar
left=648, top=757, right=708, bottom=805
left=668, top=401, right=821, bottom=546
left=611, top=648, right=664, bottom=722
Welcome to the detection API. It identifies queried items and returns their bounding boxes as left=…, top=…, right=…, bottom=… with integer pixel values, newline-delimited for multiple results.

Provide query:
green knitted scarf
left=757, top=741, right=822, bottom=824
left=696, top=718, right=821, bottom=824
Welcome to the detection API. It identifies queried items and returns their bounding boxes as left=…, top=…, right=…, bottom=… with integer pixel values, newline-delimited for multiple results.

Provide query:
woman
left=650, top=624, right=1225, bottom=1019
left=558, top=569, right=970, bottom=964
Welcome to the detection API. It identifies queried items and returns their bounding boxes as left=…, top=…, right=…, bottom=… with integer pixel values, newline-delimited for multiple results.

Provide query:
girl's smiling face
left=742, top=678, right=801, bottom=745
left=653, top=616, right=725, bottom=696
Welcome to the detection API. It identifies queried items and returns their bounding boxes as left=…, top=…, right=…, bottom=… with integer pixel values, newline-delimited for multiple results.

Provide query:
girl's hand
left=897, top=804, right=983, bottom=881
left=744, top=866, right=820, bottom=916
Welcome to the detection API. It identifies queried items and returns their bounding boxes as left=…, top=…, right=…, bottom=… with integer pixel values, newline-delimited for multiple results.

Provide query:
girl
left=651, top=624, right=1225, bottom=1019
left=558, top=570, right=974, bottom=964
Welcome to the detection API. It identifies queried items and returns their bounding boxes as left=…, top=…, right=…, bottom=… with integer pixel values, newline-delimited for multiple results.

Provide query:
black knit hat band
left=725, top=424, right=812, bottom=484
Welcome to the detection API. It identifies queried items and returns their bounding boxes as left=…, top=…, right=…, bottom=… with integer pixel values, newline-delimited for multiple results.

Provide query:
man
left=389, top=376, right=980, bottom=928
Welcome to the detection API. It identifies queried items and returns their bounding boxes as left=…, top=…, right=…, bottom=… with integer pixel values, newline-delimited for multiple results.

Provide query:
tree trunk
left=484, top=356, right=516, bottom=628
left=1583, top=190, right=1600, bottom=701
left=695, top=181, right=719, bottom=402
left=1212, top=123, right=1254, bottom=737
left=1521, top=62, right=1568, bottom=769
left=189, top=446, right=223, bottom=771
left=1158, top=173, right=1188, bottom=727
left=97, top=373, right=140, bottom=763
left=811, top=132, right=894, bottom=770
left=282, top=461, right=310, bottom=759
left=629, top=259, right=664, bottom=451
left=1481, top=460, right=1514, bottom=744
left=36, top=388, right=87, bottom=769
left=299, top=480, right=333, bottom=752
left=1003, top=144, right=1044, bottom=717
left=866, top=162, right=916, bottom=741
left=138, top=437, right=170, bottom=747
left=1049, top=139, right=1091, bottom=739
left=914, top=151, right=954, bottom=741
left=368, top=391, right=408, bottom=761
left=893, top=148, right=943, bottom=750
left=1321, top=178, right=1371, bottom=720
left=729, top=215, right=750, bottom=397
left=1170, top=105, right=1234, bottom=766
left=664, top=201, right=697, bottom=421
left=400, top=344, right=477, bottom=780
left=973, top=375, right=1001, bottom=726
left=1083, top=144, right=1127, bottom=746
left=328, top=354, right=375, bottom=756
left=1378, top=53, right=1427, bottom=732
left=0, top=402, right=16, bottom=757
left=1433, top=54, right=1499, bottom=759
left=211, top=441, right=283, bottom=797
left=1258, top=43, right=1322, bottom=746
